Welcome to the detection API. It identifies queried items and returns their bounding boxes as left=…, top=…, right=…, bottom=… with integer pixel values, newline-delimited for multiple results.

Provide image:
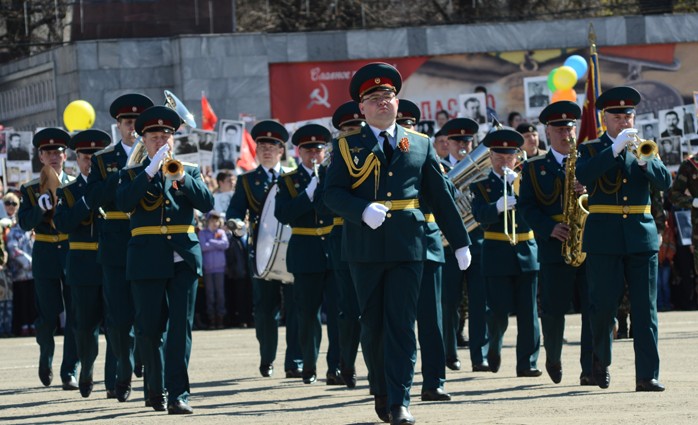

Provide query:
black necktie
left=269, top=169, right=277, bottom=183
left=380, top=131, right=393, bottom=163
left=561, top=157, right=567, bottom=168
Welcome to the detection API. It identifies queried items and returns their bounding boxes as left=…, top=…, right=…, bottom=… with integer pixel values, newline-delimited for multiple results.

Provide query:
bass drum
left=252, top=183, right=294, bottom=284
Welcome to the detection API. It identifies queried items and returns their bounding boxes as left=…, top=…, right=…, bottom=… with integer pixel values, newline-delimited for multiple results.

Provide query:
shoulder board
left=582, top=138, right=602, bottom=145
left=241, top=168, right=260, bottom=177
left=181, top=161, right=199, bottom=167
left=472, top=176, right=489, bottom=185
left=527, top=154, right=546, bottom=163
left=62, top=179, right=80, bottom=188
left=404, top=128, right=428, bottom=138
left=64, top=174, right=76, bottom=183
left=280, top=169, right=298, bottom=178
left=22, top=177, right=40, bottom=188
left=338, top=129, right=361, bottom=138
left=123, top=163, right=144, bottom=170
left=94, top=145, right=116, bottom=156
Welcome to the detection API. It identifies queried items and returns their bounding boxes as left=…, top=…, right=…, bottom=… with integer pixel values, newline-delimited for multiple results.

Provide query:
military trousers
left=334, top=266, right=361, bottom=374
left=417, top=260, right=445, bottom=391
left=71, top=285, right=103, bottom=383
left=252, top=277, right=303, bottom=371
left=34, top=276, right=79, bottom=381
left=485, top=271, right=541, bottom=373
left=102, top=264, right=135, bottom=385
left=586, top=252, right=660, bottom=381
left=349, top=261, right=423, bottom=409
left=442, top=253, right=489, bottom=367
left=539, top=261, right=593, bottom=376
left=132, top=262, right=197, bottom=404
left=292, top=270, right=340, bottom=374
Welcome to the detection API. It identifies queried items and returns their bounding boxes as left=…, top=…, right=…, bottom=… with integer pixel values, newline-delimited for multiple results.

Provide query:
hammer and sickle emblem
left=307, top=83, right=331, bottom=109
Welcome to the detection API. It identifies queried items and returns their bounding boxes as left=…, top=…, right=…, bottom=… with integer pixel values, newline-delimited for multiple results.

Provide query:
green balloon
left=547, top=68, right=558, bottom=92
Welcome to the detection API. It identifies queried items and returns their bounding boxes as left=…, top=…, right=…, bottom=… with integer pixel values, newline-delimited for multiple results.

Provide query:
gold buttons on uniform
left=167, top=235, right=172, bottom=240
left=622, top=214, right=628, bottom=219
left=319, top=220, right=324, bottom=225
left=387, top=192, right=392, bottom=197
left=384, top=201, right=393, bottom=209
left=160, top=226, right=168, bottom=234
left=623, top=196, right=628, bottom=201
left=165, top=200, right=171, bottom=205
left=315, top=228, right=323, bottom=235
left=166, top=217, right=172, bottom=222
left=57, top=245, right=62, bottom=249
left=623, top=179, right=628, bottom=183
left=386, top=213, right=392, bottom=218
left=388, top=172, right=393, bottom=176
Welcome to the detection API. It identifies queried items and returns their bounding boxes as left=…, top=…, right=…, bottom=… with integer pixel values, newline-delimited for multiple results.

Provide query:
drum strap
left=283, top=175, right=298, bottom=198
left=242, top=175, right=261, bottom=214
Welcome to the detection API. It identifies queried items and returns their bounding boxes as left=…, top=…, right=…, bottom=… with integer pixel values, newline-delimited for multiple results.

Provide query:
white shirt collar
left=368, top=123, right=397, bottom=143
left=120, top=140, right=133, bottom=156
left=265, top=163, right=281, bottom=178
left=448, top=154, right=459, bottom=166
left=550, top=147, right=566, bottom=166
left=301, top=163, right=314, bottom=176
left=80, top=173, right=89, bottom=182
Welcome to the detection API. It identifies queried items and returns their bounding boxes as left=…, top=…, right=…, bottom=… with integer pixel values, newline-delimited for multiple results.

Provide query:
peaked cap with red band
left=291, top=123, right=331, bottom=149
left=396, top=99, right=421, bottom=126
left=332, top=101, right=365, bottom=130
left=539, top=100, right=581, bottom=127
left=134, top=106, right=183, bottom=136
left=109, top=93, right=154, bottom=120
left=349, top=62, right=402, bottom=103
left=69, top=129, right=111, bottom=154
left=440, top=118, right=479, bottom=141
left=251, top=120, right=288, bottom=145
left=596, top=86, right=641, bottom=114
left=482, top=129, right=524, bottom=154
left=32, top=128, right=70, bottom=151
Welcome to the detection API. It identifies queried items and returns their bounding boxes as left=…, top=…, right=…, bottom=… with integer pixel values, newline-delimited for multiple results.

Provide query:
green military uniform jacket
left=115, top=160, right=214, bottom=280
left=18, top=173, right=74, bottom=279
left=86, top=142, right=132, bottom=266
left=324, top=125, right=470, bottom=262
left=54, top=175, right=103, bottom=286
left=669, top=154, right=698, bottom=242
left=226, top=165, right=285, bottom=233
left=576, top=133, right=671, bottom=254
left=275, top=165, right=331, bottom=274
left=518, top=151, right=569, bottom=264
left=470, top=171, right=539, bottom=276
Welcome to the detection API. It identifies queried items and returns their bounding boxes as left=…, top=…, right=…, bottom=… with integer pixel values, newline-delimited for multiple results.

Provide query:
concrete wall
left=1, top=13, right=697, bottom=131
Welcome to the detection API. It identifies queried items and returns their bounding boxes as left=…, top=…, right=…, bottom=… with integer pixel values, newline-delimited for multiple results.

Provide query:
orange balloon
left=552, top=88, right=577, bottom=103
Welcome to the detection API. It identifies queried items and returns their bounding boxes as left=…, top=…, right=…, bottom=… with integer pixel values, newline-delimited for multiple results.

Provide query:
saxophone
left=561, top=136, right=589, bottom=267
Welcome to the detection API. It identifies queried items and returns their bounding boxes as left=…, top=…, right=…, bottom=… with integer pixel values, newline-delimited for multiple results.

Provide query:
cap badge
left=374, top=78, right=381, bottom=84
left=90, top=142, right=96, bottom=147
left=397, top=112, right=403, bottom=118
left=561, top=113, right=567, bottom=119
left=267, top=132, right=272, bottom=137
left=49, top=139, right=54, bottom=144
left=158, top=119, right=164, bottom=125
left=503, top=142, right=508, bottom=147
left=132, top=106, right=137, bottom=112
left=353, top=113, right=359, bottom=118
left=460, top=129, right=465, bottom=135
left=311, top=136, right=316, bottom=141
left=620, top=100, right=625, bottom=106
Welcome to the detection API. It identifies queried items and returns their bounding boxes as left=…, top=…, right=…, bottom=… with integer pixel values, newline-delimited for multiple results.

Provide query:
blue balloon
left=564, top=55, right=588, bottom=79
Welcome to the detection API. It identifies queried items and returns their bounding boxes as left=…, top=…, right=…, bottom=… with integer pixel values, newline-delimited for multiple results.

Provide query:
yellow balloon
left=63, top=100, right=95, bottom=132
left=552, top=66, right=577, bottom=91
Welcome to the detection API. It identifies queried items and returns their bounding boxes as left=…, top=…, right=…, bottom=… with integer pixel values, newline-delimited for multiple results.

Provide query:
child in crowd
left=199, top=210, right=230, bottom=329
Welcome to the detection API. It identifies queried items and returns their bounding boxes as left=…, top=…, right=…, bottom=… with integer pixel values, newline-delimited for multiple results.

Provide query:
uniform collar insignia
left=349, top=146, right=364, bottom=154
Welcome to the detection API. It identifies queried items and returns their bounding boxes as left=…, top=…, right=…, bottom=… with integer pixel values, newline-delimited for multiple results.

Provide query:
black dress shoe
left=62, top=376, right=78, bottom=391
left=456, top=334, right=469, bottom=348
left=341, top=367, right=357, bottom=388
left=374, top=395, right=389, bottom=423
left=636, top=379, right=665, bottom=392
left=168, top=399, right=194, bottom=414
left=302, top=369, right=317, bottom=384
left=326, top=370, right=345, bottom=385
left=115, top=381, right=131, bottom=402
left=421, top=387, right=452, bottom=401
left=285, top=368, right=302, bottom=378
left=39, top=366, right=53, bottom=387
left=259, top=363, right=274, bottom=377
left=545, top=361, right=562, bottom=384
left=79, top=380, right=94, bottom=398
left=579, top=374, right=596, bottom=386
left=517, top=368, right=543, bottom=377
left=487, top=350, right=501, bottom=373
left=148, top=392, right=167, bottom=412
left=472, top=362, right=491, bottom=372
left=389, top=405, right=415, bottom=425
left=133, top=362, right=143, bottom=378
left=446, top=358, right=461, bottom=371
left=592, top=356, right=610, bottom=389
left=106, top=389, right=118, bottom=399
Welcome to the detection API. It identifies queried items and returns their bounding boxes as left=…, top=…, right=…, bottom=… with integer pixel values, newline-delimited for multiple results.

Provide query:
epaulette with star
left=404, top=128, right=429, bottom=138
left=581, top=138, right=602, bottom=145
left=93, top=145, right=116, bottom=157
left=526, top=154, right=546, bottom=163
left=181, top=161, right=199, bottom=167
left=280, top=169, right=298, bottom=178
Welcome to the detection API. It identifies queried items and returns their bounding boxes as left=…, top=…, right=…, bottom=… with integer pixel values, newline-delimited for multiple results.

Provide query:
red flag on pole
left=579, top=25, right=605, bottom=143
left=201, top=94, right=218, bottom=131
left=237, top=128, right=258, bottom=171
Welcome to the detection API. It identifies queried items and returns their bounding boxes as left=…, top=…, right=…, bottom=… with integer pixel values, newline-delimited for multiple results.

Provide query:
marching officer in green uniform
left=470, top=129, right=542, bottom=377
left=225, top=120, right=303, bottom=379
left=18, top=128, right=79, bottom=390
left=87, top=93, right=154, bottom=402
left=54, top=129, right=111, bottom=397
left=318, top=101, right=365, bottom=388
left=397, top=100, right=451, bottom=401
left=116, top=105, right=214, bottom=413
left=518, top=101, right=594, bottom=385
left=576, top=86, right=670, bottom=391
left=324, top=62, right=472, bottom=425
left=439, top=118, right=491, bottom=373
left=275, top=124, right=340, bottom=385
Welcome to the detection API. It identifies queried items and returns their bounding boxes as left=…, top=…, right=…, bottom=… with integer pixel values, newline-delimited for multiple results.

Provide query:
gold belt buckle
left=160, top=225, right=168, bottom=234
left=384, top=200, right=393, bottom=210
left=622, top=206, right=630, bottom=214
left=315, top=228, right=323, bottom=235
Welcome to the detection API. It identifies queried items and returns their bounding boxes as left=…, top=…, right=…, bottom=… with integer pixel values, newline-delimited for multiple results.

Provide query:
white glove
left=496, top=196, right=517, bottom=213
left=692, top=198, right=698, bottom=208
left=145, top=144, right=170, bottom=178
left=612, top=128, right=638, bottom=156
left=503, top=167, right=518, bottom=185
left=305, top=176, right=319, bottom=201
left=38, top=194, right=53, bottom=211
left=361, top=203, right=389, bottom=230
left=454, top=246, right=472, bottom=270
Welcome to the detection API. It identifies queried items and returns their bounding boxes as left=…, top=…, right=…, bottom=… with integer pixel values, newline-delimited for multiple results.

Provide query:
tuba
left=126, top=90, right=196, bottom=171
left=447, top=142, right=492, bottom=234
left=39, top=165, right=61, bottom=228
left=561, top=136, right=589, bottom=267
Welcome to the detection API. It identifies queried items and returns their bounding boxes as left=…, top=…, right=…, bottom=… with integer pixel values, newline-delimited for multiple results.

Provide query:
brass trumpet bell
left=630, top=135, right=659, bottom=162
left=163, top=152, right=184, bottom=179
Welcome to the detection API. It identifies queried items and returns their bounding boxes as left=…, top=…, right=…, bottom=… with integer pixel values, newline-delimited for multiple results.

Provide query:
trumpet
left=629, top=134, right=659, bottom=161
left=162, top=150, right=184, bottom=180
left=502, top=166, right=519, bottom=245
left=311, top=158, right=320, bottom=182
